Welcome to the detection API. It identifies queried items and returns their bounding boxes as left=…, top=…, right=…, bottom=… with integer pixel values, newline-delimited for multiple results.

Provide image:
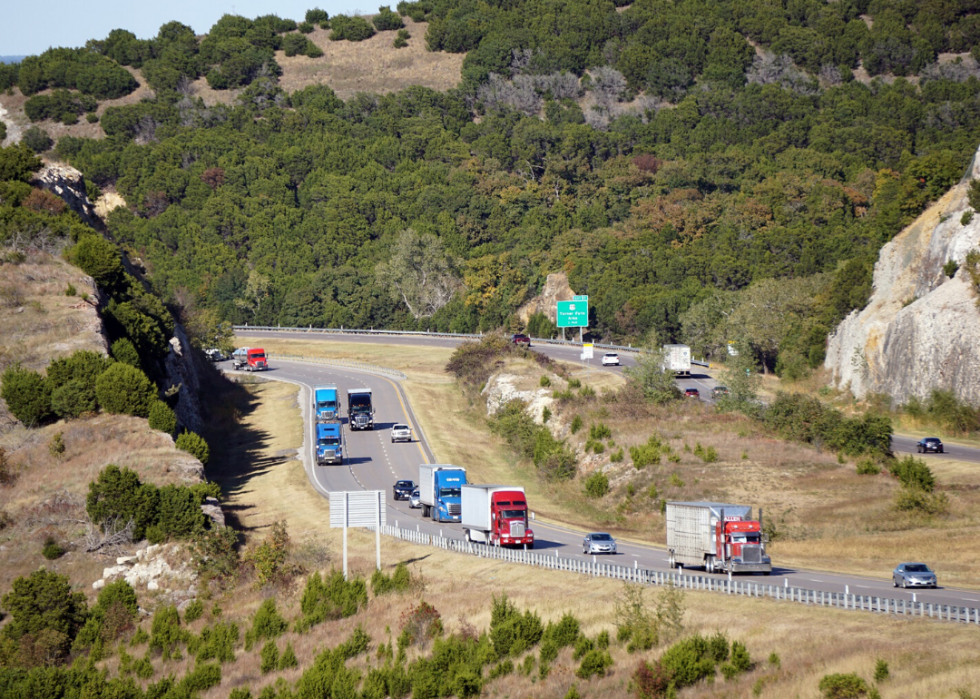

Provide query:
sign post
left=580, top=342, right=594, bottom=379
left=557, top=295, right=589, bottom=348
left=330, top=490, right=387, bottom=579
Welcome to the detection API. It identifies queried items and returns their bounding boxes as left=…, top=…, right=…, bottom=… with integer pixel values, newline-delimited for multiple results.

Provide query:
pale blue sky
left=1, top=0, right=373, bottom=56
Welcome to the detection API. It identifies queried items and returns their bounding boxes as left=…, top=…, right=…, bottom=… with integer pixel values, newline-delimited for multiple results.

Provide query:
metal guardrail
left=379, top=524, right=979, bottom=625
left=234, top=325, right=711, bottom=367
left=266, top=353, right=407, bottom=380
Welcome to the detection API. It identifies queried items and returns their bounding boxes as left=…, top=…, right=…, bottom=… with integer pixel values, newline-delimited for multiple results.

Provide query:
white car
left=601, top=353, right=620, bottom=366
left=391, top=424, right=413, bottom=443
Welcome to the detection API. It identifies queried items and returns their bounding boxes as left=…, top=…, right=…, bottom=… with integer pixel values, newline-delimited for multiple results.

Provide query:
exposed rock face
left=94, top=544, right=198, bottom=604
left=825, top=145, right=980, bottom=406
left=164, top=323, right=205, bottom=434
left=517, top=272, right=576, bottom=325
left=482, top=373, right=555, bottom=425
left=31, top=164, right=104, bottom=231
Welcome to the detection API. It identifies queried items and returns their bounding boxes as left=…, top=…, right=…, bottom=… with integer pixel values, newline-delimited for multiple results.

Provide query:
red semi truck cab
left=715, top=518, right=764, bottom=569
left=233, top=347, right=268, bottom=371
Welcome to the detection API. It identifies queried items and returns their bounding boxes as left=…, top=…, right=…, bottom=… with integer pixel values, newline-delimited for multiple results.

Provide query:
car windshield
left=394, top=425, right=408, bottom=430
left=905, top=564, right=931, bottom=572
left=605, top=354, right=617, bottom=357
left=924, top=438, right=940, bottom=443
left=397, top=481, right=413, bottom=488
left=590, top=534, right=612, bottom=541
left=439, top=487, right=461, bottom=498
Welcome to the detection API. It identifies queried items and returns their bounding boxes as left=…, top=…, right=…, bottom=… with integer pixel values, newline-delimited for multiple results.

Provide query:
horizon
left=0, top=0, right=368, bottom=56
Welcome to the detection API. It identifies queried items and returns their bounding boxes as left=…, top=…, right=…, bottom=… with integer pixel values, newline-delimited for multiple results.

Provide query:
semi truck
left=418, top=464, right=467, bottom=522
left=666, top=501, right=771, bottom=575
left=347, top=388, right=374, bottom=430
left=461, top=484, right=534, bottom=548
left=314, top=384, right=340, bottom=423
left=233, top=347, right=268, bottom=371
left=315, top=422, right=343, bottom=465
left=662, top=344, right=691, bottom=377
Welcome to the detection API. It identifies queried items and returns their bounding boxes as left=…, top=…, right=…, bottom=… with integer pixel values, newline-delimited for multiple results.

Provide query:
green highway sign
left=557, top=299, right=588, bottom=328
left=573, top=295, right=588, bottom=302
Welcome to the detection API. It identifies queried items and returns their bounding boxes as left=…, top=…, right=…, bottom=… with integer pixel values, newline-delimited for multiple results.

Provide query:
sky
left=0, top=0, right=371, bottom=56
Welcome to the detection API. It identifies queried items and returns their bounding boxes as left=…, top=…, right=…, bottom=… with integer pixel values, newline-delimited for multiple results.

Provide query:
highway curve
left=231, top=353, right=980, bottom=609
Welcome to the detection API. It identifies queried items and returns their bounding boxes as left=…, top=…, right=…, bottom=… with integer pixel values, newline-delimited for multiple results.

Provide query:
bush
left=49, top=431, right=66, bottom=459
left=570, top=415, right=583, bottom=433
left=856, top=459, right=880, bottom=475
left=195, top=620, right=239, bottom=663
left=246, top=600, right=288, bottom=650
left=887, top=456, right=936, bottom=492
left=22, top=126, right=53, bottom=153
left=110, top=338, right=141, bottom=367
left=490, top=595, right=542, bottom=657
left=583, top=472, right=609, bottom=498
left=47, top=351, right=111, bottom=391
left=298, top=569, right=368, bottom=629
left=1, top=569, right=89, bottom=662
left=67, top=233, right=124, bottom=288
left=371, top=562, right=413, bottom=596
left=23, top=90, right=98, bottom=122
left=176, top=430, right=210, bottom=465
left=183, top=600, right=204, bottom=623
left=330, top=15, right=376, bottom=41
left=279, top=642, right=298, bottom=670
left=400, top=600, right=444, bottom=648
left=156, top=484, right=206, bottom=539
left=298, top=21, right=316, bottom=33
left=575, top=649, right=613, bottom=679
left=260, top=640, right=279, bottom=673
left=148, top=400, right=178, bottom=435
left=96, top=363, right=156, bottom=417
left=1, top=366, right=53, bottom=426
left=894, top=487, right=950, bottom=515
left=42, top=536, right=65, bottom=559
left=539, top=375, right=551, bottom=387
left=283, top=33, right=324, bottom=57
left=305, top=8, right=330, bottom=24
left=86, top=464, right=157, bottom=539
left=51, top=380, right=98, bottom=418
left=818, top=673, right=870, bottom=698
left=373, top=7, right=405, bottom=31
left=873, top=659, right=889, bottom=683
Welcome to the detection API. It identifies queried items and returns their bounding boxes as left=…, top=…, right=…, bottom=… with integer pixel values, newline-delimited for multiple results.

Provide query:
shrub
left=23, top=126, right=53, bottom=153
left=68, top=233, right=124, bottom=288
left=394, top=30, right=410, bottom=48
left=298, top=21, right=315, bottom=33
left=330, top=15, right=376, bottom=41
left=768, top=651, right=781, bottom=668
left=51, top=380, right=98, bottom=418
left=183, top=600, right=204, bottom=623
left=95, top=363, right=156, bottom=417
left=283, top=33, right=323, bottom=57
left=610, top=448, right=624, bottom=462
left=148, top=400, right=178, bottom=434
left=856, top=459, right=880, bottom=475
left=818, top=673, right=870, bottom=698
left=179, top=662, right=221, bottom=693
left=110, top=338, right=141, bottom=367
left=195, top=621, right=239, bottom=663
left=373, top=6, right=405, bottom=31
left=176, top=430, right=210, bottom=465
left=1, top=366, right=53, bottom=425
left=260, top=640, right=279, bottom=673
left=73, top=580, right=138, bottom=651
left=150, top=605, right=189, bottom=660
left=614, top=583, right=656, bottom=652
left=298, top=570, right=368, bottom=629
left=894, top=487, right=950, bottom=515
left=372, top=562, right=413, bottom=596
left=583, top=471, right=609, bottom=498
left=279, top=642, right=298, bottom=670
left=490, top=595, right=542, bottom=657
left=0, top=569, right=89, bottom=662
left=47, top=349, right=111, bottom=390
left=305, top=8, right=329, bottom=24
left=887, top=456, right=935, bottom=492
left=49, top=432, right=66, bottom=459
left=539, top=375, right=551, bottom=387
left=42, top=536, right=65, bottom=559
left=571, top=415, right=583, bottom=433
left=873, top=659, right=889, bottom=683
left=400, top=600, right=444, bottom=648
left=575, top=649, right=612, bottom=679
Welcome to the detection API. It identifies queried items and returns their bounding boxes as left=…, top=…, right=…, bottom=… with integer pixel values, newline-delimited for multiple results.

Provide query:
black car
left=917, top=437, right=944, bottom=454
left=511, top=333, right=531, bottom=347
left=393, top=480, right=416, bottom=500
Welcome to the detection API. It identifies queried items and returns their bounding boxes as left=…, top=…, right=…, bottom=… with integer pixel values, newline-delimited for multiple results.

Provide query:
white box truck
left=666, top=501, right=771, bottom=575
left=461, top=484, right=534, bottom=548
left=662, top=344, right=691, bottom=377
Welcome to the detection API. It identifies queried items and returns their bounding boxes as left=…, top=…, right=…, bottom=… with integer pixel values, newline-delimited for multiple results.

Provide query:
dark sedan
left=393, top=480, right=416, bottom=501
left=917, top=437, right=944, bottom=454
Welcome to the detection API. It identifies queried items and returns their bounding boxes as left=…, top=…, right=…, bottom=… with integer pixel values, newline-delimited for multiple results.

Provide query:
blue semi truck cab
left=316, top=423, right=343, bottom=465
left=314, top=384, right=340, bottom=423
left=418, top=464, right=467, bottom=522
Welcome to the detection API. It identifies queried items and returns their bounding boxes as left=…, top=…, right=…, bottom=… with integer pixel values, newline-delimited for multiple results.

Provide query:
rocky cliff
left=825, top=145, right=980, bottom=406
left=517, top=272, right=576, bottom=324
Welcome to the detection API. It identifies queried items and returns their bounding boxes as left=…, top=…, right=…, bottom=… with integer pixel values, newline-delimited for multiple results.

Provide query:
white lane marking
left=809, top=578, right=823, bottom=583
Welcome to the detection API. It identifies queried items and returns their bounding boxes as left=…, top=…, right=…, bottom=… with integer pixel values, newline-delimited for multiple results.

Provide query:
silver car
left=409, top=488, right=421, bottom=509
left=583, top=532, right=617, bottom=555
left=391, top=423, right=413, bottom=443
left=893, top=562, right=937, bottom=588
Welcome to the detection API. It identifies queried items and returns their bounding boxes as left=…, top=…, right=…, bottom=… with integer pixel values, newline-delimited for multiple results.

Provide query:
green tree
left=717, top=341, right=760, bottom=412
left=376, top=229, right=460, bottom=319
left=0, top=143, right=43, bottom=181
left=22, top=126, right=53, bottom=153
left=1, top=569, right=89, bottom=663
left=86, top=464, right=160, bottom=539
left=51, top=380, right=98, bottom=418
left=68, top=234, right=124, bottom=289
left=624, top=346, right=681, bottom=405
left=95, top=363, right=156, bottom=417
left=176, top=430, right=210, bottom=465
left=148, top=400, right=178, bottom=434
left=1, top=366, right=53, bottom=426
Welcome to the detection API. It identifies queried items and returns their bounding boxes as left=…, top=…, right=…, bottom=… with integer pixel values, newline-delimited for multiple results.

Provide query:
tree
left=0, top=143, right=43, bottom=182
left=624, top=333, right=681, bottom=404
left=1, top=569, right=89, bottom=663
left=46, top=350, right=112, bottom=391
left=68, top=234, right=124, bottom=289
left=148, top=400, right=178, bottom=435
left=95, top=363, right=156, bottom=417
left=373, top=7, right=404, bottom=31
left=51, top=380, right=97, bottom=418
left=86, top=464, right=159, bottom=539
left=176, top=430, right=210, bottom=465
left=1, top=366, right=53, bottom=426
left=22, top=126, right=53, bottom=153
left=376, top=229, right=461, bottom=319
left=717, top=340, right=760, bottom=412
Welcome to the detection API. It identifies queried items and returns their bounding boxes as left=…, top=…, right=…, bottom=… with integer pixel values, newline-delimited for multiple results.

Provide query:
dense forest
left=6, top=0, right=980, bottom=372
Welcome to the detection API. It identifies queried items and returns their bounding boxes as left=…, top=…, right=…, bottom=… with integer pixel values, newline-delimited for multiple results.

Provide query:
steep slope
left=826, top=144, right=980, bottom=405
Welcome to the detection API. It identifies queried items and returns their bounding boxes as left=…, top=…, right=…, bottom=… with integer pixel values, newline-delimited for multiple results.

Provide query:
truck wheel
left=705, top=556, right=715, bottom=574
left=763, top=571, right=771, bottom=576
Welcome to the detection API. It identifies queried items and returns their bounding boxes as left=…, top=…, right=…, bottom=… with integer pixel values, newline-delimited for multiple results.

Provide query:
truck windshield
left=319, top=438, right=339, bottom=446
left=317, top=401, right=337, bottom=409
left=731, top=533, right=760, bottom=543
left=500, top=509, right=526, bottom=519
left=439, top=487, right=461, bottom=498
left=250, top=352, right=265, bottom=359
left=350, top=397, right=371, bottom=412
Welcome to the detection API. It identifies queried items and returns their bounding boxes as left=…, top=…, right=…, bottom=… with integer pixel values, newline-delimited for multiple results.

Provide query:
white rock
left=116, top=556, right=138, bottom=566
left=92, top=579, right=105, bottom=590
left=147, top=580, right=159, bottom=591
left=102, top=565, right=128, bottom=579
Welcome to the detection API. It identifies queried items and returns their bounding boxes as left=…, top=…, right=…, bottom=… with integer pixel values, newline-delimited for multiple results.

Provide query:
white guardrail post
left=363, top=525, right=979, bottom=625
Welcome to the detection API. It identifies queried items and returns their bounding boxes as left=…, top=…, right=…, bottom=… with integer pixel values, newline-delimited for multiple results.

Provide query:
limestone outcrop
left=482, top=373, right=556, bottom=424
left=31, top=164, right=104, bottom=231
left=825, top=145, right=980, bottom=406
left=517, top=272, right=576, bottom=325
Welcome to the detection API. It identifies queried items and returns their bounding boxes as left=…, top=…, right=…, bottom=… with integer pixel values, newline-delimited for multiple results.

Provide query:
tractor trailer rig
left=461, top=484, right=534, bottom=548
left=666, top=501, right=771, bottom=575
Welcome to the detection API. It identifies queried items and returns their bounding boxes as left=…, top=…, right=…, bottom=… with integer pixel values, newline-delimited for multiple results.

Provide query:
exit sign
left=557, top=300, right=588, bottom=328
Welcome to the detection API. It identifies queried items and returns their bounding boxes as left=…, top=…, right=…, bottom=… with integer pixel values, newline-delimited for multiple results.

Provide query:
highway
left=231, top=350, right=980, bottom=609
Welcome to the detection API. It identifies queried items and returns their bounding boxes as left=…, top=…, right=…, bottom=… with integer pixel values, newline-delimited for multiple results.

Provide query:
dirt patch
left=277, top=19, right=464, bottom=100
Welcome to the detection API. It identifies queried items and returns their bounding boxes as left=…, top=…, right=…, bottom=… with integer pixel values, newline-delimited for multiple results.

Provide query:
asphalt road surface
left=227, top=352, right=980, bottom=608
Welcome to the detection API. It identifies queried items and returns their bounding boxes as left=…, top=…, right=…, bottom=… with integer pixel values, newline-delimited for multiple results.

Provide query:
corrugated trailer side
left=666, top=502, right=713, bottom=567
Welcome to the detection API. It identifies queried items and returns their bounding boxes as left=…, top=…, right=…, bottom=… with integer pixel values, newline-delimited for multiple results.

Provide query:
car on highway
left=601, top=352, right=620, bottom=366
left=684, top=388, right=700, bottom=399
left=205, top=348, right=226, bottom=362
left=583, top=532, right=617, bottom=555
left=916, top=437, right=944, bottom=454
left=893, top=562, right=937, bottom=588
left=409, top=488, right=421, bottom=509
left=391, top=424, right=413, bottom=443
left=712, top=385, right=729, bottom=398
left=393, top=480, right=416, bottom=501
left=511, top=333, right=531, bottom=347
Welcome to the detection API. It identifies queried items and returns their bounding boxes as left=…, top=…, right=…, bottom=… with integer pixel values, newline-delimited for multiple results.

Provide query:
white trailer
left=666, top=501, right=771, bottom=574
left=460, top=484, right=533, bottom=547
left=662, top=344, right=692, bottom=377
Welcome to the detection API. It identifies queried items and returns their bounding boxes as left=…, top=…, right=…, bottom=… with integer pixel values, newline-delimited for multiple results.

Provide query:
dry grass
left=277, top=19, right=463, bottom=100
left=0, top=414, right=204, bottom=598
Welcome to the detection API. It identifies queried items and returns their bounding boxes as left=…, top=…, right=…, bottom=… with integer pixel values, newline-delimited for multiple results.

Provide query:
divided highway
left=233, top=348, right=980, bottom=608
